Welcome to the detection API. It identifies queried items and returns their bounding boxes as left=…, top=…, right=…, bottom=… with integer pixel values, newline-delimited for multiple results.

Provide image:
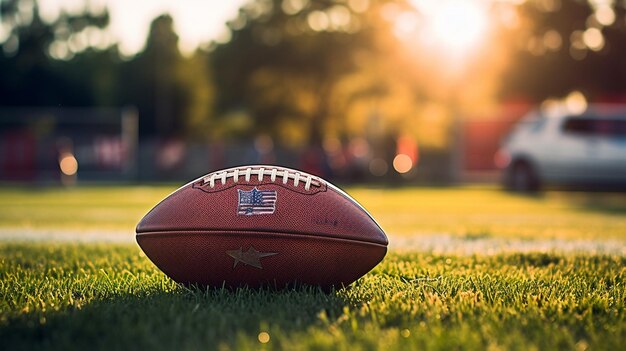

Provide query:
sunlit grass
left=0, top=243, right=623, bottom=350
left=351, top=186, right=626, bottom=240
left=0, top=186, right=169, bottom=230
left=1, top=185, right=625, bottom=240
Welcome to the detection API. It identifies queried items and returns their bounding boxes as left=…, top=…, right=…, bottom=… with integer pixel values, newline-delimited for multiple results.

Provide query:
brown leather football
left=136, top=165, right=387, bottom=289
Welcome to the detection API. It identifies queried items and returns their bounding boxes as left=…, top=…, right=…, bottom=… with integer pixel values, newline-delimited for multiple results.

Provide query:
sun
left=414, top=0, right=489, bottom=55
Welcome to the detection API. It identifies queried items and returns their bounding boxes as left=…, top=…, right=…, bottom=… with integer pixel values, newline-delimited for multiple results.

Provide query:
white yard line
left=389, top=233, right=626, bottom=256
left=0, top=229, right=624, bottom=255
left=0, top=228, right=134, bottom=243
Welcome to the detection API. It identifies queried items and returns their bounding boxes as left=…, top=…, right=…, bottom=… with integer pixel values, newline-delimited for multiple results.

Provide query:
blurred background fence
left=0, top=105, right=455, bottom=183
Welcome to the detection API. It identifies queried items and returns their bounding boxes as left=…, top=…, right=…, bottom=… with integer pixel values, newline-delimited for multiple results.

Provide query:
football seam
left=201, top=166, right=324, bottom=190
left=136, top=229, right=389, bottom=247
left=192, top=180, right=327, bottom=195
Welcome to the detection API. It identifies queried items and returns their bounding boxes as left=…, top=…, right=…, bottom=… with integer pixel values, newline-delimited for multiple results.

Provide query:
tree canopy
left=1, top=0, right=626, bottom=145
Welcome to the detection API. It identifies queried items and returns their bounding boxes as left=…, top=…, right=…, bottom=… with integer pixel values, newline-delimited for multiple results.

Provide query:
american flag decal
left=237, top=187, right=277, bottom=216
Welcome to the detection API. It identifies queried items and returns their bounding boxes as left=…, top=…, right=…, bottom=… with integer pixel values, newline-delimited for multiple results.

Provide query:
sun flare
left=414, top=0, right=489, bottom=55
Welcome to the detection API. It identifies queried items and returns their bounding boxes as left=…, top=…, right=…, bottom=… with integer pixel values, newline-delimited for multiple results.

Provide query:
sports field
left=1, top=186, right=625, bottom=350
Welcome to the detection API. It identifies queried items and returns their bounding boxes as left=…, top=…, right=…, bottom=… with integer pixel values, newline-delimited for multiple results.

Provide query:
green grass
left=1, top=243, right=624, bottom=350
left=0, top=185, right=625, bottom=350
left=0, top=186, right=166, bottom=230
left=1, top=185, right=625, bottom=239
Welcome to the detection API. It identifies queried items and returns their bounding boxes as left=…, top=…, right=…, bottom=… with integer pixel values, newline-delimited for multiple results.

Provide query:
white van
left=497, top=105, right=626, bottom=191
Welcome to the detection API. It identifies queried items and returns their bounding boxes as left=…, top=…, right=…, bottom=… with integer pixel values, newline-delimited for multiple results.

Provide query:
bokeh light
left=543, top=30, right=562, bottom=51
left=349, top=138, right=370, bottom=159
left=565, top=91, right=588, bottom=115
left=369, top=158, right=389, bottom=177
left=583, top=28, right=604, bottom=51
left=393, top=154, right=413, bottom=174
left=257, top=331, right=270, bottom=344
left=595, top=6, right=616, bottom=26
left=348, top=0, right=369, bottom=13
left=59, top=153, right=78, bottom=176
left=282, top=0, right=308, bottom=16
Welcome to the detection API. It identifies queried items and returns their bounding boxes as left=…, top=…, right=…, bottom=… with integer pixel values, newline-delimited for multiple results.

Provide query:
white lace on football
left=202, top=167, right=322, bottom=191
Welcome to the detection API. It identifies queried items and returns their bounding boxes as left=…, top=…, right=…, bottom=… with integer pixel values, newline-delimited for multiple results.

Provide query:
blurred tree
left=500, top=0, right=626, bottom=101
left=3, top=0, right=625, bottom=147
left=211, top=0, right=383, bottom=146
left=120, top=15, right=183, bottom=137
left=120, top=14, right=215, bottom=138
left=0, top=0, right=115, bottom=106
left=210, top=0, right=489, bottom=150
left=0, top=2, right=215, bottom=139
left=179, top=50, right=215, bottom=140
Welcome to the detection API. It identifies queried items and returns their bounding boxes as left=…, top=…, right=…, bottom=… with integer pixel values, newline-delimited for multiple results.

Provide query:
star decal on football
left=226, top=246, right=278, bottom=269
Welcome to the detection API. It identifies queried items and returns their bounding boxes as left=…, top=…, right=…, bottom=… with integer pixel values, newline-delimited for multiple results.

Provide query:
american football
left=136, top=165, right=388, bottom=289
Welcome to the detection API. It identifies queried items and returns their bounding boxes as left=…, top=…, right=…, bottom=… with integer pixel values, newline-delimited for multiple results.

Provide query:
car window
left=562, top=117, right=594, bottom=136
left=562, top=116, right=626, bottom=137
left=596, top=119, right=626, bottom=137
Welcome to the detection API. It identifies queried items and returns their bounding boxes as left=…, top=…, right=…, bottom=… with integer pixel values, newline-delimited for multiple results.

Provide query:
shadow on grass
left=1, top=285, right=354, bottom=351
left=506, top=188, right=626, bottom=215
left=571, top=193, right=626, bottom=215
